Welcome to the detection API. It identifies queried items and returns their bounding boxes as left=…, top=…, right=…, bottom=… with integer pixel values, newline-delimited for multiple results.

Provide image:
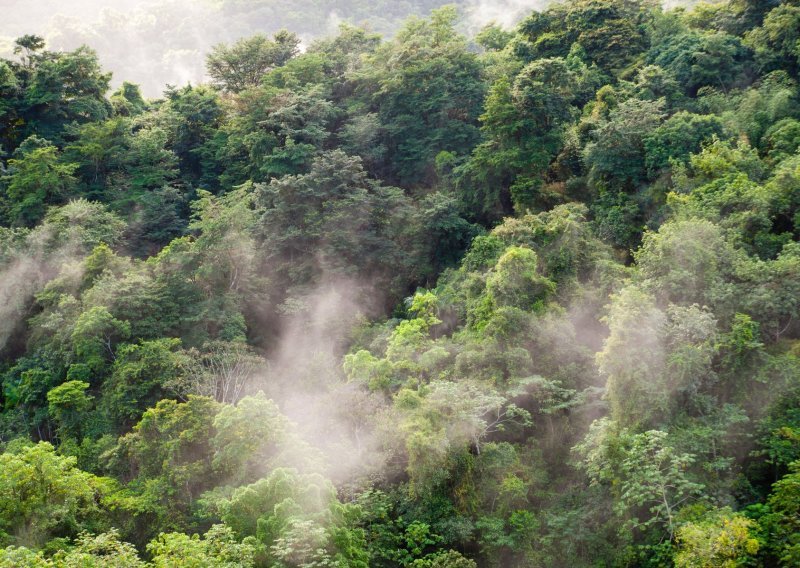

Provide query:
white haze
left=1, top=0, right=693, bottom=98
left=465, top=0, right=554, bottom=29
left=259, top=278, right=390, bottom=484
left=0, top=227, right=83, bottom=353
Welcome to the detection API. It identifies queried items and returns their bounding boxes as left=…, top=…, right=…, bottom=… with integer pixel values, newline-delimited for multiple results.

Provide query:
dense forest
left=1, top=0, right=799, bottom=566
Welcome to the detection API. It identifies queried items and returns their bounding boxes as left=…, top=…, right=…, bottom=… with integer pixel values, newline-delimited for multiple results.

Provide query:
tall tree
left=206, top=31, right=300, bottom=93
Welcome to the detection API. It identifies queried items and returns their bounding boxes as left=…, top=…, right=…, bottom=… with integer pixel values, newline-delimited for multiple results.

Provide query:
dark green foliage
left=643, top=111, right=726, bottom=176
left=256, top=150, right=425, bottom=299
left=360, top=7, right=486, bottom=186
left=648, top=30, right=753, bottom=95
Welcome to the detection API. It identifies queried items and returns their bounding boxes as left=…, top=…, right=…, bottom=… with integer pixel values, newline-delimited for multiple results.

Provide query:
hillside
left=0, top=0, right=799, bottom=566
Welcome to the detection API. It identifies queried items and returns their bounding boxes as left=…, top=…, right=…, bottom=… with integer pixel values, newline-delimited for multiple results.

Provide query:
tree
left=171, top=340, right=263, bottom=404
left=643, top=112, right=726, bottom=178
left=16, top=43, right=111, bottom=145
left=476, top=24, right=513, bottom=52
left=148, top=524, right=255, bottom=568
left=396, top=379, right=530, bottom=496
left=110, top=82, right=147, bottom=117
left=220, top=468, right=368, bottom=568
left=162, top=85, right=222, bottom=182
left=47, top=380, right=92, bottom=439
left=256, top=150, right=419, bottom=299
left=648, top=31, right=752, bottom=95
left=211, top=392, right=308, bottom=485
left=459, top=58, right=577, bottom=216
left=108, top=396, right=221, bottom=541
left=64, top=118, right=130, bottom=198
left=13, top=35, right=46, bottom=66
left=596, top=286, right=667, bottom=428
left=204, top=83, right=336, bottom=186
left=52, top=530, right=145, bottom=567
left=584, top=98, right=665, bottom=191
left=124, top=126, right=178, bottom=194
left=620, top=433, right=703, bottom=539
left=576, top=422, right=704, bottom=540
left=759, top=462, right=800, bottom=565
left=515, top=0, right=654, bottom=76
left=102, top=338, right=190, bottom=428
left=362, top=6, right=485, bottom=185
left=187, top=186, right=260, bottom=305
left=763, top=118, right=800, bottom=164
left=673, top=508, right=760, bottom=568
left=746, top=4, right=800, bottom=74
left=4, top=145, right=77, bottom=227
left=0, top=529, right=145, bottom=567
left=411, top=551, right=477, bottom=567
left=0, top=443, right=112, bottom=548
left=634, top=219, right=731, bottom=306
left=70, top=307, right=130, bottom=372
left=40, top=199, right=127, bottom=251
left=485, top=247, right=555, bottom=311
left=207, top=31, right=300, bottom=93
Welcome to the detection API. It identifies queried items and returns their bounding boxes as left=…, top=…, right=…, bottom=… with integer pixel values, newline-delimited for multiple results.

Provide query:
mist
left=0, top=0, right=539, bottom=97
left=255, top=278, right=390, bottom=484
left=0, top=226, right=85, bottom=354
left=465, top=0, right=554, bottom=29
left=1, top=0, right=696, bottom=97
left=1, top=0, right=791, bottom=564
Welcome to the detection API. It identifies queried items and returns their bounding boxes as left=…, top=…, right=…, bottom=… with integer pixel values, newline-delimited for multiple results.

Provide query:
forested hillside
left=1, top=0, right=799, bottom=566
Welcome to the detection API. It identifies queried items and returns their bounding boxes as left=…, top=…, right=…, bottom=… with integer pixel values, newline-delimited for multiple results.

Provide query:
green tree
left=459, top=58, right=577, bottom=216
left=4, top=145, right=77, bottom=226
left=211, top=392, right=309, bottom=485
left=40, top=199, right=127, bottom=251
left=584, top=98, right=665, bottom=191
left=0, top=443, right=113, bottom=548
left=746, top=4, right=800, bottom=73
left=648, top=30, right=752, bottom=95
left=596, top=286, right=667, bottom=427
left=52, top=530, right=145, bottom=567
left=515, top=0, right=654, bottom=76
left=207, top=31, right=300, bottom=93
left=577, top=422, right=704, bottom=540
left=362, top=6, right=485, bottom=185
left=148, top=524, right=255, bottom=568
left=70, top=307, right=130, bottom=373
left=12, top=41, right=111, bottom=146
left=643, top=112, right=726, bottom=178
left=485, top=246, right=555, bottom=311
left=220, top=468, right=368, bottom=568
left=47, top=380, right=92, bottom=439
left=0, top=529, right=145, bottom=567
left=758, top=462, right=800, bottom=565
left=256, top=150, right=419, bottom=298
left=64, top=118, right=130, bottom=200
left=673, top=508, right=760, bottom=568
left=110, top=82, right=147, bottom=117
left=396, top=379, right=530, bottom=496
left=102, top=338, right=189, bottom=429
left=162, top=85, right=223, bottom=182
left=107, top=396, right=221, bottom=542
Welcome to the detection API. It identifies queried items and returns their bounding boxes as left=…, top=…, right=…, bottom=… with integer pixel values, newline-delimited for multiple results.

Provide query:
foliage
left=0, top=443, right=113, bottom=548
left=2, top=2, right=800, bottom=566
left=207, top=31, right=300, bottom=93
